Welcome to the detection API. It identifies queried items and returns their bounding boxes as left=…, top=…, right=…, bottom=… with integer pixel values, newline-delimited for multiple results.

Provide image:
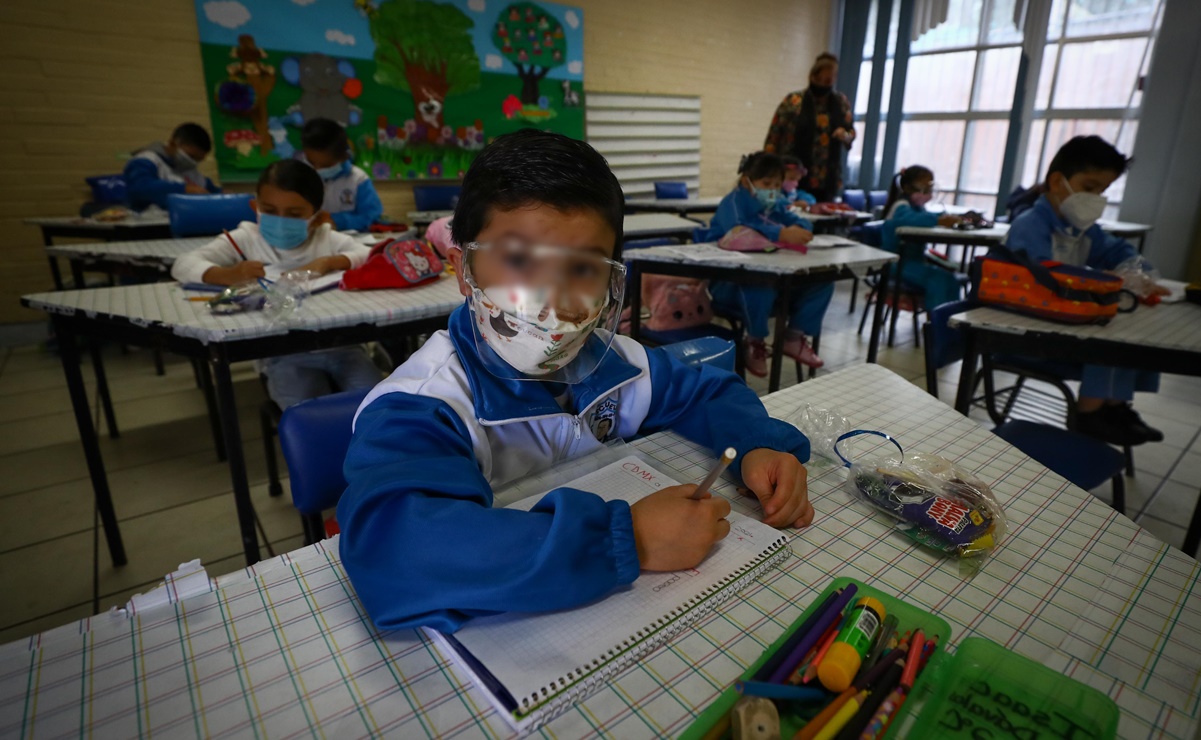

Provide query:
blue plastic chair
left=278, top=339, right=740, bottom=541
left=868, top=190, right=889, bottom=214
left=167, top=193, right=255, bottom=237
left=413, top=185, right=461, bottom=211
left=993, top=421, right=1125, bottom=513
left=922, top=301, right=1127, bottom=513
left=654, top=182, right=689, bottom=200
left=842, top=189, right=867, bottom=211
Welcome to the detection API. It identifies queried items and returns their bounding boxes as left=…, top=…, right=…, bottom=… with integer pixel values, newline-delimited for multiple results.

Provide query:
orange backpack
left=970, top=245, right=1135, bottom=325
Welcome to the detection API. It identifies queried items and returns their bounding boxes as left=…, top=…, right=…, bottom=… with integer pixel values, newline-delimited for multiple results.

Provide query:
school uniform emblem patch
left=340, top=188, right=354, bottom=207
left=589, top=397, right=618, bottom=442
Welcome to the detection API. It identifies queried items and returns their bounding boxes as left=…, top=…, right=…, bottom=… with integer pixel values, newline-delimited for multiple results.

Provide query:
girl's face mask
left=258, top=212, right=314, bottom=250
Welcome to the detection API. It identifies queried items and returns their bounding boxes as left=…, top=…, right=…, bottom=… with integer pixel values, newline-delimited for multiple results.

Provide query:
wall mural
left=194, top=0, right=585, bottom=181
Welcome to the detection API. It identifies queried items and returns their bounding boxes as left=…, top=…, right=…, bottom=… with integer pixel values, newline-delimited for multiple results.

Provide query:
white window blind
left=585, top=93, right=701, bottom=197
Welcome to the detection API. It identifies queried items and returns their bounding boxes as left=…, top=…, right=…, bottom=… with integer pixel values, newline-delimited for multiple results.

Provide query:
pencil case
left=681, top=576, right=1118, bottom=740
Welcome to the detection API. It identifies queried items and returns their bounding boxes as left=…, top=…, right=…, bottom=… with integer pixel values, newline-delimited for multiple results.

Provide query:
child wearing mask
left=300, top=118, right=383, bottom=231
left=1002, top=135, right=1167, bottom=446
left=694, top=152, right=833, bottom=375
left=124, top=123, right=221, bottom=211
left=171, top=160, right=380, bottom=409
left=880, top=165, right=966, bottom=311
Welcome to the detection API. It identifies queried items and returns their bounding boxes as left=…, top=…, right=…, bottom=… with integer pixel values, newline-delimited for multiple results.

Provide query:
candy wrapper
left=835, top=430, right=1006, bottom=576
left=1112, top=256, right=1163, bottom=304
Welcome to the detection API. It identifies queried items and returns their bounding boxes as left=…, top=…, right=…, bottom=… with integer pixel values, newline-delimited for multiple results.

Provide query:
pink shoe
left=780, top=332, right=824, bottom=368
left=744, top=338, right=768, bottom=377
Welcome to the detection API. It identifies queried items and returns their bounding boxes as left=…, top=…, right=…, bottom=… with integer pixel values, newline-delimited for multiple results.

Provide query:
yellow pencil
left=809, top=690, right=866, bottom=740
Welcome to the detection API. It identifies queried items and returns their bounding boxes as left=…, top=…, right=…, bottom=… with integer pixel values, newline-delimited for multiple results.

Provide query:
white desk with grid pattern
left=1, top=364, right=1195, bottom=739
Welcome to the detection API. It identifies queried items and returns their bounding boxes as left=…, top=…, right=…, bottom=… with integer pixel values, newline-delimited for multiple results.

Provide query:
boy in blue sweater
left=339, top=131, right=815, bottom=632
left=123, top=123, right=221, bottom=210
left=300, top=118, right=383, bottom=232
left=1002, top=135, right=1167, bottom=446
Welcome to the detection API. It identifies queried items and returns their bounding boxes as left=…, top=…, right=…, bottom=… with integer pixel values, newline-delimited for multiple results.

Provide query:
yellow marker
left=810, top=690, right=867, bottom=740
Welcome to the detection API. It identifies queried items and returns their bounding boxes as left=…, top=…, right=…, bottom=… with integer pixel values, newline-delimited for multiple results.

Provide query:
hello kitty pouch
left=340, top=238, right=445, bottom=290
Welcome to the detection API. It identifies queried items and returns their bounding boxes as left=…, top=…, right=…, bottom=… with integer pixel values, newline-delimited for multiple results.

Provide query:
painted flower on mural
left=428, top=162, right=443, bottom=177
left=372, top=162, right=392, bottom=179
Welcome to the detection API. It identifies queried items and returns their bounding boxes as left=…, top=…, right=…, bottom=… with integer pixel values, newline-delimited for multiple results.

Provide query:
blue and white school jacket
left=337, top=305, right=811, bottom=632
left=318, top=161, right=383, bottom=232
left=1002, top=194, right=1137, bottom=269
left=123, top=146, right=219, bottom=210
left=693, top=187, right=813, bottom=243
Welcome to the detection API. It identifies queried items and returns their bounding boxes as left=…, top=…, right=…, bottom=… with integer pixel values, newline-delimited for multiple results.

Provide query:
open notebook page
left=263, top=264, right=344, bottom=293
left=429, top=455, right=789, bottom=729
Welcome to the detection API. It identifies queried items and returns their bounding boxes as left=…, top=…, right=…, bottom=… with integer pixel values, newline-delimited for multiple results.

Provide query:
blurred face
left=1048, top=168, right=1118, bottom=207
left=304, top=148, right=344, bottom=170
left=252, top=183, right=318, bottom=220
left=909, top=175, right=935, bottom=196
left=810, top=65, right=837, bottom=89
left=450, top=203, right=618, bottom=322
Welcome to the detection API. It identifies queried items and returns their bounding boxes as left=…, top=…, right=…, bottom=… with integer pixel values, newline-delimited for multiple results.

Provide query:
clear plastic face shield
left=460, top=241, right=626, bottom=384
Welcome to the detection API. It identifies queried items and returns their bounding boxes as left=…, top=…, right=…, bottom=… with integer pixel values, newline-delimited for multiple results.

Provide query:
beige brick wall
left=0, top=0, right=831, bottom=323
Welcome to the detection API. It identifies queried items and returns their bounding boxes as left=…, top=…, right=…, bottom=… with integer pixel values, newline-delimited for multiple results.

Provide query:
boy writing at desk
left=339, top=131, right=815, bottom=632
left=300, top=117, right=383, bottom=232
left=1003, top=135, right=1168, bottom=446
left=124, top=122, right=221, bottom=211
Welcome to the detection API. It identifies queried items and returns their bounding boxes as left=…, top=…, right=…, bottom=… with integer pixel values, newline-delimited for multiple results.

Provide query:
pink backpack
left=340, top=238, right=444, bottom=290
left=717, top=225, right=808, bottom=254
left=424, top=216, right=456, bottom=258
left=619, top=275, right=713, bottom=332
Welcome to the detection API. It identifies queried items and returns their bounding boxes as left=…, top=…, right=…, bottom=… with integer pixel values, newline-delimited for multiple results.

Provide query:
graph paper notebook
left=426, top=455, right=792, bottom=733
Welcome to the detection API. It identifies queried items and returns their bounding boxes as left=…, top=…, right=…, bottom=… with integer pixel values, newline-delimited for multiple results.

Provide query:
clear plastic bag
left=262, top=270, right=317, bottom=326
left=208, top=281, right=268, bottom=315
left=835, top=430, right=1006, bottom=576
left=1112, top=256, right=1162, bottom=301
left=790, top=404, right=849, bottom=466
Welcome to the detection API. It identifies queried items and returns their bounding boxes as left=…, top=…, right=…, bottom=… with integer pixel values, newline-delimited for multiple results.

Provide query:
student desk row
left=624, top=241, right=898, bottom=392
left=25, top=215, right=174, bottom=290
left=0, top=364, right=1195, bottom=739
left=20, top=278, right=465, bottom=569
left=408, top=211, right=704, bottom=240
left=950, top=301, right=1201, bottom=556
left=623, top=195, right=724, bottom=216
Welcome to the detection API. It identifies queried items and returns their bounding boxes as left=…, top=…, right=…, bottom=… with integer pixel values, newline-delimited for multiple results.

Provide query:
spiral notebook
left=425, top=455, right=792, bottom=733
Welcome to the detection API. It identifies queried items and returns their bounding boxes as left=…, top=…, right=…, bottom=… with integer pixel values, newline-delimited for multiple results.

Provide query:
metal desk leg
left=768, top=277, right=789, bottom=393
left=1183, top=489, right=1201, bottom=557
left=954, top=328, right=979, bottom=415
left=866, top=267, right=890, bottom=364
left=42, top=228, right=64, bottom=290
left=197, top=359, right=227, bottom=462
left=53, top=316, right=127, bottom=567
left=628, top=262, right=643, bottom=342
left=210, top=345, right=261, bottom=565
left=70, top=261, right=120, bottom=439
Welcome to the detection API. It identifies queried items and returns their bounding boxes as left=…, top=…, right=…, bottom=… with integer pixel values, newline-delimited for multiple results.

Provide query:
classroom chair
left=922, top=300, right=1133, bottom=508
left=845, top=221, right=884, bottom=314
left=277, top=339, right=742, bottom=542
left=167, top=193, right=255, bottom=237
left=654, top=181, right=689, bottom=200
left=412, top=184, right=461, bottom=211
left=841, top=189, right=867, bottom=212
left=992, top=421, right=1125, bottom=514
left=868, top=190, right=889, bottom=217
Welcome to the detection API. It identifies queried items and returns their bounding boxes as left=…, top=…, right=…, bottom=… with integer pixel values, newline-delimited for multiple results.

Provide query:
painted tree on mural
left=369, top=0, right=480, bottom=132
left=491, top=2, right=567, bottom=105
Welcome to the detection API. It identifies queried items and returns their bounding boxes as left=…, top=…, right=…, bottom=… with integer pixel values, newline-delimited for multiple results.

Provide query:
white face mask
left=1059, top=180, right=1107, bottom=231
left=469, top=285, right=608, bottom=377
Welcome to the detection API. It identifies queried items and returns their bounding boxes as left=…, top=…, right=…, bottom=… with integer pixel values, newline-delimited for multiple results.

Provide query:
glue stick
left=817, top=596, right=886, bottom=692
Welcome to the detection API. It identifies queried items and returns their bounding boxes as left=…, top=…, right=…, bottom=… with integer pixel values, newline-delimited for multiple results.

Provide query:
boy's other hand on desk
left=202, top=261, right=266, bottom=286
left=937, top=215, right=962, bottom=228
left=296, top=254, right=351, bottom=276
left=740, top=449, right=814, bottom=529
left=631, top=485, right=731, bottom=572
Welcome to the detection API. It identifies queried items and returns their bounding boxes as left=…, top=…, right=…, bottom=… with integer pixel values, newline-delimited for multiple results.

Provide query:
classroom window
left=848, top=0, right=1164, bottom=217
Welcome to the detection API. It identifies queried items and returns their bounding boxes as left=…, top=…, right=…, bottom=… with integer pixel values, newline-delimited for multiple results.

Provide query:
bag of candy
left=834, top=430, right=1006, bottom=576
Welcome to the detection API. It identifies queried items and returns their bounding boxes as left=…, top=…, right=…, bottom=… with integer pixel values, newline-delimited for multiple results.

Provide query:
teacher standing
left=764, top=53, right=856, bottom=203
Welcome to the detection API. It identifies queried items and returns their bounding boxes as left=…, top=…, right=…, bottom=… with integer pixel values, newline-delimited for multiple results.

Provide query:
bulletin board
left=193, top=0, right=585, bottom=182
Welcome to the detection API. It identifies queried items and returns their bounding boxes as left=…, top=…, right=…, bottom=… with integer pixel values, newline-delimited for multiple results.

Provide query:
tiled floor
left=0, top=280, right=1198, bottom=645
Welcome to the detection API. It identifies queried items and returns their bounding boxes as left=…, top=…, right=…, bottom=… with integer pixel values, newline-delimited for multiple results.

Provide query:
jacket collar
left=447, top=304, right=642, bottom=424
left=1035, top=194, right=1080, bottom=234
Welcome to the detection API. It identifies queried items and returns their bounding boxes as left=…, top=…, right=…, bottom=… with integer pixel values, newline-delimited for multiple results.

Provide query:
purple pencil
left=768, top=584, right=858, bottom=683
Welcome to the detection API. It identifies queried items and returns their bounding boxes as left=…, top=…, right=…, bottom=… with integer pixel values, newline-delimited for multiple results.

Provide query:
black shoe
left=1076, top=408, right=1149, bottom=446
left=1111, top=404, right=1164, bottom=443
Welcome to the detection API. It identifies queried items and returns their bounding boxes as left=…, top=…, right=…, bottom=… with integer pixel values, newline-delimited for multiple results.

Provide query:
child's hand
left=1149, top=282, right=1171, bottom=297
left=631, top=485, right=731, bottom=571
left=937, top=215, right=962, bottom=228
left=779, top=226, right=814, bottom=245
left=740, top=449, right=814, bottom=528
left=203, top=261, right=266, bottom=286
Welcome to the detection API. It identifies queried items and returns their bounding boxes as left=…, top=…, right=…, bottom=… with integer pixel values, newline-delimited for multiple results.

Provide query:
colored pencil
left=797, top=618, right=843, bottom=684
left=812, top=690, right=867, bottom=740
left=901, top=630, right=924, bottom=689
left=753, top=587, right=846, bottom=682
left=768, top=585, right=857, bottom=683
left=735, top=681, right=826, bottom=702
left=222, top=229, right=248, bottom=261
left=863, top=614, right=898, bottom=669
left=833, top=661, right=906, bottom=740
